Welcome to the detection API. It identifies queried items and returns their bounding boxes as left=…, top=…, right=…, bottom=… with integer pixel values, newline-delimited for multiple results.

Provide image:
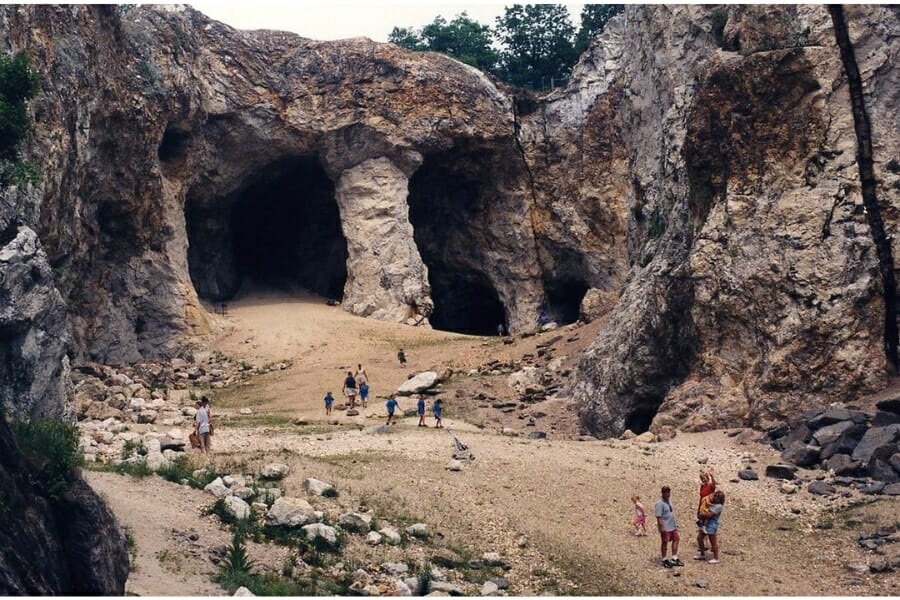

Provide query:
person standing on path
left=324, top=391, right=334, bottom=415
left=355, top=364, right=369, bottom=387
left=432, top=398, right=443, bottom=428
left=194, top=398, right=212, bottom=454
left=417, top=395, right=427, bottom=427
left=355, top=365, right=369, bottom=408
left=698, top=491, right=725, bottom=564
left=696, top=467, right=716, bottom=558
left=343, top=371, right=358, bottom=409
left=655, top=486, right=682, bottom=567
left=385, top=394, right=399, bottom=425
left=397, top=349, right=407, bottom=366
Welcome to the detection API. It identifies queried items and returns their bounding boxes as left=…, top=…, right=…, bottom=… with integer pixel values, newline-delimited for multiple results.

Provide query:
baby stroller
left=447, top=428, right=476, bottom=462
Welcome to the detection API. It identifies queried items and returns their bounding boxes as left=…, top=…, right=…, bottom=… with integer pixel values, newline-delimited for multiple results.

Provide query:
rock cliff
left=2, top=4, right=900, bottom=438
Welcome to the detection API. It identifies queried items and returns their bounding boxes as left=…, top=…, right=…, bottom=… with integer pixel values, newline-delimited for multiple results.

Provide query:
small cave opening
left=186, top=156, right=347, bottom=302
left=624, top=402, right=660, bottom=435
left=407, top=145, right=507, bottom=336
left=543, top=278, right=589, bottom=325
left=158, top=126, right=191, bottom=164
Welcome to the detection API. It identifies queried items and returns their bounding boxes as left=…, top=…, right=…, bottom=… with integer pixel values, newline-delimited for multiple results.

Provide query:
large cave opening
left=543, top=278, right=589, bottom=325
left=186, top=157, right=347, bottom=302
left=407, top=146, right=506, bottom=336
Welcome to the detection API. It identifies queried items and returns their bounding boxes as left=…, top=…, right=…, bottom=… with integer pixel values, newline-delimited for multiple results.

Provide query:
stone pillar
left=334, top=157, right=433, bottom=324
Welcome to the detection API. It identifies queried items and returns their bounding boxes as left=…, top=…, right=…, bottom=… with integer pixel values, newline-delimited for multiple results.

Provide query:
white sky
left=187, top=2, right=586, bottom=43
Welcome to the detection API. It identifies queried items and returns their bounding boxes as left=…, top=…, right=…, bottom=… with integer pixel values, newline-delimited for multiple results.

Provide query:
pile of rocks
left=72, top=354, right=278, bottom=464
left=760, top=401, right=900, bottom=492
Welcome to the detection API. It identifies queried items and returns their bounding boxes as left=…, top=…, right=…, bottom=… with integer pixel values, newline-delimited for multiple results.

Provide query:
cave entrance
left=407, top=145, right=506, bottom=336
left=186, top=157, right=347, bottom=302
left=543, top=279, right=589, bottom=325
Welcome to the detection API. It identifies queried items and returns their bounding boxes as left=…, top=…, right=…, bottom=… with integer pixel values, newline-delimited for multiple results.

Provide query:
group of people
left=631, top=467, right=725, bottom=568
left=324, top=362, right=444, bottom=427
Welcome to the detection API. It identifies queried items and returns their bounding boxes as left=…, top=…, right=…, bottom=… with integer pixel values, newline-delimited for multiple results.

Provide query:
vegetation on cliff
left=0, top=51, right=39, bottom=186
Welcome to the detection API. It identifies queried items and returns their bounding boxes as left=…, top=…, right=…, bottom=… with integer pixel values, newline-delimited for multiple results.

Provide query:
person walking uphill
left=194, top=398, right=212, bottom=454
left=655, top=486, right=682, bottom=567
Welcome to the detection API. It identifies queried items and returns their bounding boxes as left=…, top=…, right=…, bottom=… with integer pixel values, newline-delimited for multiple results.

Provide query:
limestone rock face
left=0, top=217, right=70, bottom=418
left=573, top=5, right=899, bottom=436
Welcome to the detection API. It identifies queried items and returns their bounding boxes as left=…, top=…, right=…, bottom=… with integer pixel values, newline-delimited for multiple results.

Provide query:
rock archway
left=185, top=156, right=347, bottom=301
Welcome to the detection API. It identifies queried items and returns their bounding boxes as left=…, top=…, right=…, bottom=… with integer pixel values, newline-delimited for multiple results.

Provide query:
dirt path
left=90, top=288, right=900, bottom=596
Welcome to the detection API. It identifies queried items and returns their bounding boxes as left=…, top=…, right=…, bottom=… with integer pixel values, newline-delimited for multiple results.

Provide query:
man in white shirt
left=655, top=486, right=682, bottom=567
left=194, top=399, right=212, bottom=453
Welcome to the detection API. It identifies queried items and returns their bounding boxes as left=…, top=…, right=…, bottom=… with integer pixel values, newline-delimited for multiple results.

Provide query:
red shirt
left=698, top=482, right=715, bottom=509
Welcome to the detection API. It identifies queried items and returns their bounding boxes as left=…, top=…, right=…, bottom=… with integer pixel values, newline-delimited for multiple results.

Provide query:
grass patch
left=10, top=418, right=82, bottom=500
left=218, top=414, right=295, bottom=428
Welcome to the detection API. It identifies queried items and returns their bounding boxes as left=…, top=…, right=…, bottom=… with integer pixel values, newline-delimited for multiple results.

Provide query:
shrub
left=10, top=418, right=82, bottom=500
left=0, top=51, right=40, bottom=185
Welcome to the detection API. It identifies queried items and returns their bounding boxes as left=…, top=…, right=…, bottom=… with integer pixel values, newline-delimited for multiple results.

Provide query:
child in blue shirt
left=433, top=398, right=443, bottom=428
left=359, top=382, right=370, bottom=409
left=386, top=394, right=399, bottom=425
left=417, top=396, right=427, bottom=427
left=324, top=391, right=334, bottom=415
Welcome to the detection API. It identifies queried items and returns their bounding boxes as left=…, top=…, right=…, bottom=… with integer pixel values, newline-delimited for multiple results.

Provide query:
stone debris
left=260, top=463, right=290, bottom=480
left=304, top=478, right=335, bottom=496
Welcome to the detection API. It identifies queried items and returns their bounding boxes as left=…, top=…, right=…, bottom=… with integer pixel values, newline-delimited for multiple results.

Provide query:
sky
left=187, top=2, right=586, bottom=43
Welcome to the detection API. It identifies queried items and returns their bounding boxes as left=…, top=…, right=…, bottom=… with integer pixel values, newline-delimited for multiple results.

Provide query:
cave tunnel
left=543, top=278, right=589, bottom=325
left=407, top=147, right=506, bottom=336
left=624, top=402, right=660, bottom=435
left=186, top=156, right=347, bottom=302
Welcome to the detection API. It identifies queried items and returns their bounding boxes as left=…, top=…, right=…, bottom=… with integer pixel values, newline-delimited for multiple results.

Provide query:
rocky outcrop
left=0, top=418, right=128, bottom=594
left=574, top=5, right=900, bottom=436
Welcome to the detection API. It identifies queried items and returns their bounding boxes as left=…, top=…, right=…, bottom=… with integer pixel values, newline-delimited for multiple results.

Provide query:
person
left=695, top=468, right=716, bottom=556
left=385, top=393, right=399, bottom=425
left=631, top=495, right=648, bottom=536
left=343, top=371, right=357, bottom=408
left=655, top=486, right=682, bottom=567
left=359, top=381, right=370, bottom=409
left=355, top=364, right=369, bottom=386
left=324, top=391, right=334, bottom=415
left=433, top=398, right=443, bottom=428
left=538, top=311, right=550, bottom=326
left=194, top=398, right=212, bottom=454
left=417, top=395, right=427, bottom=427
left=697, top=491, right=725, bottom=564
left=397, top=349, right=407, bottom=366
left=497, top=323, right=505, bottom=337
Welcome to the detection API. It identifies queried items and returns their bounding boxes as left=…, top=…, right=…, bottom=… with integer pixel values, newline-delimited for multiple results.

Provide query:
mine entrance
left=186, top=157, right=347, bottom=302
left=407, top=147, right=506, bottom=335
left=543, top=278, right=589, bottom=325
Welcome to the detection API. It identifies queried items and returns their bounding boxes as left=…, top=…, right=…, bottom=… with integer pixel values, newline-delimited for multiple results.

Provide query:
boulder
left=232, top=487, right=255, bottom=500
left=528, top=431, right=548, bottom=440
left=379, top=526, right=402, bottom=545
left=813, top=421, right=864, bottom=446
left=301, top=523, right=339, bottom=547
left=884, top=482, right=900, bottom=495
left=395, top=580, right=414, bottom=597
left=875, top=398, right=900, bottom=416
left=397, top=371, right=440, bottom=395
left=783, top=424, right=812, bottom=445
left=823, top=454, right=862, bottom=476
left=223, top=475, right=246, bottom=488
left=144, top=452, right=168, bottom=472
left=890, top=453, right=900, bottom=474
left=808, top=407, right=867, bottom=429
left=852, top=425, right=900, bottom=463
left=137, top=410, right=158, bottom=424
left=447, top=459, right=464, bottom=471
left=339, top=512, right=372, bottom=532
left=233, top=586, right=255, bottom=596
left=635, top=431, right=656, bottom=443
left=481, top=581, right=500, bottom=596
left=780, top=483, right=797, bottom=494
left=365, top=531, right=383, bottom=546
left=260, top=463, right=290, bottom=480
left=406, top=523, right=429, bottom=538
left=862, top=482, right=886, bottom=495
left=204, top=478, right=232, bottom=499
left=482, top=552, right=504, bottom=566
left=506, top=367, right=540, bottom=394
left=808, top=481, right=836, bottom=496
left=866, top=445, right=900, bottom=483
left=820, top=435, right=860, bottom=461
left=256, top=487, right=282, bottom=504
left=265, top=497, right=317, bottom=527
left=428, top=581, right=464, bottom=596
left=224, top=496, right=251, bottom=520
left=84, top=403, right=125, bottom=421
left=873, top=411, right=900, bottom=427
left=764, top=464, right=797, bottom=480
left=781, top=442, right=821, bottom=468
left=381, top=562, right=409, bottom=576
left=578, top=288, right=617, bottom=323
left=738, top=469, right=758, bottom=481
left=304, top=478, right=335, bottom=496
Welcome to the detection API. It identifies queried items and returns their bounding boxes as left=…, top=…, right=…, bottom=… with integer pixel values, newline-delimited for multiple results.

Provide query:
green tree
left=388, top=26, right=426, bottom=51
left=390, top=13, right=498, bottom=72
left=0, top=51, right=40, bottom=185
left=574, top=4, right=625, bottom=54
left=494, top=4, right=577, bottom=89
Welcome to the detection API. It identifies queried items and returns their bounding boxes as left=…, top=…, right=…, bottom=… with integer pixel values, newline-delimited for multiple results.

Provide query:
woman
left=697, top=490, right=725, bottom=564
left=343, top=371, right=358, bottom=408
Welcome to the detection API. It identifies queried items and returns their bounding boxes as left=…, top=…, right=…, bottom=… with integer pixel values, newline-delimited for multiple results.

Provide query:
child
left=359, top=382, right=370, bottom=409
left=432, top=398, right=443, bottom=428
left=696, top=468, right=716, bottom=530
left=324, top=391, right=334, bottom=415
left=417, top=395, right=427, bottom=427
left=397, top=349, right=407, bottom=366
left=385, top=394, right=399, bottom=425
left=631, top=495, right=648, bottom=536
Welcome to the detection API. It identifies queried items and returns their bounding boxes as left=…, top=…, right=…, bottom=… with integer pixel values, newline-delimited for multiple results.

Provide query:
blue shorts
left=360, top=388, right=369, bottom=399
left=705, top=518, right=719, bottom=535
